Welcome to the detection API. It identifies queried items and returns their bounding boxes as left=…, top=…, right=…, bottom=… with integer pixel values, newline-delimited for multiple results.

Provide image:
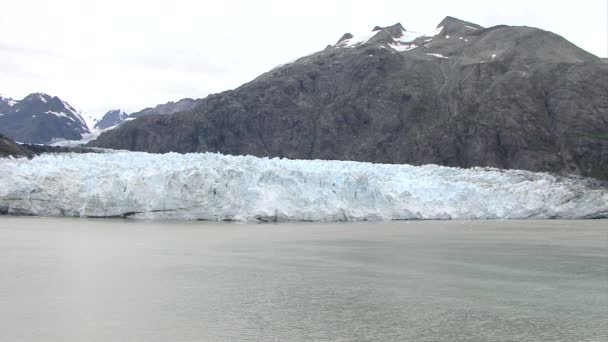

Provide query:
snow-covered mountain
left=0, top=93, right=90, bottom=144
left=1, top=152, right=606, bottom=221
left=0, top=94, right=17, bottom=114
left=94, top=109, right=129, bottom=130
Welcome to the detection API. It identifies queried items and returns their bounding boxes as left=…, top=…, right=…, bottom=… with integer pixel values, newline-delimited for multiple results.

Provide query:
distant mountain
left=90, top=98, right=203, bottom=131
left=90, top=17, right=608, bottom=180
left=0, top=93, right=90, bottom=144
left=129, top=98, right=202, bottom=118
left=94, top=109, right=129, bottom=130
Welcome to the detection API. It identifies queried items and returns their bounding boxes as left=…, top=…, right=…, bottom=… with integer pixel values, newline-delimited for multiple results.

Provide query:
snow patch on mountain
left=45, top=111, right=70, bottom=119
left=427, top=53, right=449, bottom=59
left=1, top=152, right=606, bottom=221
left=37, top=93, right=48, bottom=103
left=0, top=95, right=16, bottom=107
left=389, top=43, right=418, bottom=52
left=337, top=24, right=444, bottom=51
left=337, top=32, right=375, bottom=48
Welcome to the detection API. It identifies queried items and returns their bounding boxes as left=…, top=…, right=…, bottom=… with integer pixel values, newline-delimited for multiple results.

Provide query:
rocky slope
left=0, top=93, right=90, bottom=144
left=0, top=135, right=32, bottom=158
left=89, top=17, right=608, bottom=180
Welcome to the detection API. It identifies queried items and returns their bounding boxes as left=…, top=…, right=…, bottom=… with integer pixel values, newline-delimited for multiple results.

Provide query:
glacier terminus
left=1, top=152, right=606, bottom=221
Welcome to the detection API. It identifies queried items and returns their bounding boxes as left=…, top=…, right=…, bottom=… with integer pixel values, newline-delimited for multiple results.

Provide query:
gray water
left=0, top=218, right=606, bottom=342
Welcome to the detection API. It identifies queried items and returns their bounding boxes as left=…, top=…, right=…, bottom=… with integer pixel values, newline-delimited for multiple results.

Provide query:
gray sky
left=1, top=0, right=606, bottom=123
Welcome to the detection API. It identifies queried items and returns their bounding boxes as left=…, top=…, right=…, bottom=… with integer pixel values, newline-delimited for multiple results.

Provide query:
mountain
left=0, top=93, right=90, bottom=144
left=129, top=98, right=202, bottom=118
left=89, top=17, right=608, bottom=180
left=94, top=109, right=129, bottom=130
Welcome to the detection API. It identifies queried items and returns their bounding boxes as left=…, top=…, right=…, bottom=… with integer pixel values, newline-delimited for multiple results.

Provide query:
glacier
left=0, top=152, right=607, bottom=221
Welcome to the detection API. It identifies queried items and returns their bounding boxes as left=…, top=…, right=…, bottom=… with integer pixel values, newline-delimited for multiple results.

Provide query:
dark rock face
left=0, top=93, right=90, bottom=144
left=0, top=134, right=32, bottom=158
left=336, top=33, right=354, bottom=45
left=94, top=109, right=129, bottom=130
left=89, top=17, right=608, bottom=180
left=129, top=98, right=202, bottom=118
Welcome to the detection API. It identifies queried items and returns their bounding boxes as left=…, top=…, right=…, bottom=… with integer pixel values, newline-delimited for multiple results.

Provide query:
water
left=0, top=217, right=606, bottom=342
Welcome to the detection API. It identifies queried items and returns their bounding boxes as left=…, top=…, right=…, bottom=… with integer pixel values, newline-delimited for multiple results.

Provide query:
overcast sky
left=1, top=0, right=606, bottom=123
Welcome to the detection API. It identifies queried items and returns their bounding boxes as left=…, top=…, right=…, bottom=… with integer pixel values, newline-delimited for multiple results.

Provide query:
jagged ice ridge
left=0, top=152, right=606, bottom=221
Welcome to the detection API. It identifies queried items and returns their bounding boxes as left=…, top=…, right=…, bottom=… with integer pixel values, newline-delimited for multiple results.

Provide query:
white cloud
left=0, top=0, right=606, bottom=119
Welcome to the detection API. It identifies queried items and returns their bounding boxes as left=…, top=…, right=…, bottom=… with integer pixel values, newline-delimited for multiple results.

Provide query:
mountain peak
left=335, top=21, right=442, bottom=51
left=336, top=33, right=354, bottom=44
left=0, top=94, right=16, bottom=107
left=24, top=92, right=53, bottom=103
left=437, top=16, right=484, bottom=35
left=94, top=109, right=129, bottom=130
left=372, top=23, right=405, bottom=34
left=106, top=109, right=127, bottom=115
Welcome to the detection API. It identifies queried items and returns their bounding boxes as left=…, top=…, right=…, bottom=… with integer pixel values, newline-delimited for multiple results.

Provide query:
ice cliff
left=0, top=152, right=606, bottom=221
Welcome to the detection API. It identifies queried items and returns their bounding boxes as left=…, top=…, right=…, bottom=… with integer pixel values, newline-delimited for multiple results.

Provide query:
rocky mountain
left=0, top=93, right=90, bottom=144
left=94, top=109, right=129, bottom=130
left=89, top=17, right=608, bottom=180
left=129, top=98, right=202, bottom=118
